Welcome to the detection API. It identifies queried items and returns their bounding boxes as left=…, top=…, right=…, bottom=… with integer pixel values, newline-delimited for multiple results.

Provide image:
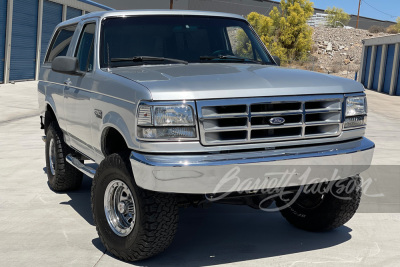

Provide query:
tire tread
left=46, top=121, right=83, bottom=191
left=277, top=176, right=362, bottom=231
left=91, top=153, right=178, bottom=261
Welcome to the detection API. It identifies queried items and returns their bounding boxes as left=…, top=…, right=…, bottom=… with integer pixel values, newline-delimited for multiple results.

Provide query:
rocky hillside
left=312, top=27, right=392, bottom=78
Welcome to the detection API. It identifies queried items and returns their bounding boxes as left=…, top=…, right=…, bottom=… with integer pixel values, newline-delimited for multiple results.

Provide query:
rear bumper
left=130, top=137, right=374, bottom=194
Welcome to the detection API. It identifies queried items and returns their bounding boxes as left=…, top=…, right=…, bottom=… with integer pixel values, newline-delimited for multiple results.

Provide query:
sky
left=274, top=0, right=400, bottom=22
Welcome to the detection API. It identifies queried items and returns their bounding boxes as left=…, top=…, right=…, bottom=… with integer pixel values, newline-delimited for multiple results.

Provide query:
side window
left=45, top=24, right=77, bottom=63
left=75, top=23, right=96, bottom=72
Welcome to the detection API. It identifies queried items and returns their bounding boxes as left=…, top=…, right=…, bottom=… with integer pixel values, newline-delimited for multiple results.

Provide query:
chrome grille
left=196, top=95, right=343, bottom=146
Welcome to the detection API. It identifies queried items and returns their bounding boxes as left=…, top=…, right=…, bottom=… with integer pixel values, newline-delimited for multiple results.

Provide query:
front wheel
left=276, top=176, right=362, bottom=231
left=91, top=153, right=179, bottom=261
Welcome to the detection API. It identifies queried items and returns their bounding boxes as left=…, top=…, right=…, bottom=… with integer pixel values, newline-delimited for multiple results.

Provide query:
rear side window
left=45, top=24, right=77, bottom=63
left=75, top=23, right=96, bottom=72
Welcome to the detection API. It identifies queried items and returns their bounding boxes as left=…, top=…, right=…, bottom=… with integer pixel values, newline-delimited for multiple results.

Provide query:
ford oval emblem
left=269, top=117, right=285, bottom=125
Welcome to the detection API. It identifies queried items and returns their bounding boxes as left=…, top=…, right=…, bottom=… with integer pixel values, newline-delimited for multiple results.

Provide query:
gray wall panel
left=188, top=0, right=276, bottom=16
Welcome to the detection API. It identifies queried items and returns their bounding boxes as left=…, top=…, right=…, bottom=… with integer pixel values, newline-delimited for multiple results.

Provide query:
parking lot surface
left=0, top=81, right=399, bottom=266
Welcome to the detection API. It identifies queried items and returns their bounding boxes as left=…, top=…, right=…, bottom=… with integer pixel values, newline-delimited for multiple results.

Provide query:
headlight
left=153, top=106, right=194, bottom=126
left=344, top=96, right=367, bottom=129
left=345, top=96, right=367, bottom=116
left=137, top=103, right=197, bottom=140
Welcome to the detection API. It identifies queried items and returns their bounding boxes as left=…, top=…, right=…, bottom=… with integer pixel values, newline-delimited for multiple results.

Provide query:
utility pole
left=170, top=0, right=173, bottom=9
left=356, top=0, right=361, bottom=29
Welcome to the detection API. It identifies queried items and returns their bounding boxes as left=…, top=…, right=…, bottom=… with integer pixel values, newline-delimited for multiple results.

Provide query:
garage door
left=67, top=6, right=82, bottom=20
left=363, top=46, right=372, bottom=88
left=383, top=44, right=396, bottom=94
left=41, top=0, right=63, bottom=64
left=396, top=53, right=400, bottom=96
left=0, top=0, right=7, bottom=83
left=9, top=0, right=38, bottom=81
left=372, top=45, right=383, bottom=91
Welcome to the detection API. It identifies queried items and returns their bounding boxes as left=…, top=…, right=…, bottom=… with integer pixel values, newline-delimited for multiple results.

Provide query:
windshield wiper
left=111, top=56, right=188, bottom=65
left=200, top=55, right=267, bottom=65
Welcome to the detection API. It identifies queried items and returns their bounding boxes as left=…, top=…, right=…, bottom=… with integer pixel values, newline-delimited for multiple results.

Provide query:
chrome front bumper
left=130, top=137, right=375, bottom=194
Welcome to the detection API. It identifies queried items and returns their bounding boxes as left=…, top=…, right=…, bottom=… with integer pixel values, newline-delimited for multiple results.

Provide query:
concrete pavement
left=0, top=81, right=399, bottom=266
left=364, top=90, right=400, bottom=165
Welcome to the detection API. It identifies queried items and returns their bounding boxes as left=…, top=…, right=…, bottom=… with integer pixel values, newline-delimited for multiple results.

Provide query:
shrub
left=387, top=17, right=400, bottom=34
left=387, top=25, right=400, bottom=34
left=369, top=25, right=386, bottom=33
left=240, top=0, right=314, bottom=63
left=331, top=64, right=342, bottom=74
left=325, top=7, right=350, bottom=28
left=269, top=0, right=314, bottom=62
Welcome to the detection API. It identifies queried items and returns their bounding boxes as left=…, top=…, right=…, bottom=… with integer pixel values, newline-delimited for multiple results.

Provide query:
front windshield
left=100, top=15, right=273, bottom=67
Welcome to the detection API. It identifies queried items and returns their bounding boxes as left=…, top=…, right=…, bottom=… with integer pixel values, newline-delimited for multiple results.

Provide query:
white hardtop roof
left=57, top=9, right=246, bottom=27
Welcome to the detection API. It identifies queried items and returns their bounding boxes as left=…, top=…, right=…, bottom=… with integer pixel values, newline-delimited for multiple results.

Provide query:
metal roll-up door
left=383, top=44, right=396, bottom=94
left=9, top=0, right=38, bottom=81
left=363, top=46, right=372, bottom=87
left=372, top=45, right=383, bottom=90
left=41, top=0, right=62, bottom=64
left=67, top=6, right=82, bottom=20
left=0, top=0, right=8, bottom=83
left=396, top=52, right=400, bottom=96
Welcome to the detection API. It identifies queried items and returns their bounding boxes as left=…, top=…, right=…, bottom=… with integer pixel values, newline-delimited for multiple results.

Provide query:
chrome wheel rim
left=104, top=180, right=136, bottom=237
left=48, top=138, right=56, bottom=176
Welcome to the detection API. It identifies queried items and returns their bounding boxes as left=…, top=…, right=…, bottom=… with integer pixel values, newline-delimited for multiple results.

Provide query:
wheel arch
left=100, top=109, right=135, bottom=157
left=101, top=126, right=130, bottom=157
left=44, top=102, right=59, bottom=134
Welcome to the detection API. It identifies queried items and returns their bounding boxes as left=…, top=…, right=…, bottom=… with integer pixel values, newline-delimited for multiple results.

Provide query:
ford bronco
left=38, top=10, right=374, bottom=261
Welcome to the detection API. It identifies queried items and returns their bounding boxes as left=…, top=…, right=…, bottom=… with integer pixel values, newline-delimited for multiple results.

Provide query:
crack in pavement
left=93, top=249, right=108, bottom=267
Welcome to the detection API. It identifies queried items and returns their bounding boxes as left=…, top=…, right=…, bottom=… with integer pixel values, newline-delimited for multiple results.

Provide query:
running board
left=66, top=154, right=96, bottom=178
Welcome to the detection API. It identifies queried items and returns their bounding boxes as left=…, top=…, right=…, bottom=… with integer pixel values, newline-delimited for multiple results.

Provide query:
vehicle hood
left=110, top=63, right=364, bottom=100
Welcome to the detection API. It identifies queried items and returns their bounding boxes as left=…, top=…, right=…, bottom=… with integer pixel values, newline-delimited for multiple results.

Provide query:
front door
left=63, top=22, right=96, bottom=154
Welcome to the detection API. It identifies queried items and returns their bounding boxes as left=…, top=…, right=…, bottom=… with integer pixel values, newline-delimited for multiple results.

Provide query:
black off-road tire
left=91, top=153, right=179, bottom=262
left=45, top=121, right=83, bottom=191
left=276, top=176, right=362, bottom=231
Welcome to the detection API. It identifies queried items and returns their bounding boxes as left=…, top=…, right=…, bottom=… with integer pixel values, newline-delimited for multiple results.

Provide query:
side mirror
left=272, top=56, right=281, bottom=66
left=51, top=56, right=82, bottom=75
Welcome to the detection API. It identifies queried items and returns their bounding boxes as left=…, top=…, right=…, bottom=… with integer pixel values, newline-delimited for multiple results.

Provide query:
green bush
left=239, top=0, right=314, bottom=63
left=387, top=25, right=399, bottom=34
left=386, top=18, right=400, bottom=34
left=325, top=7, right=350, bottom=28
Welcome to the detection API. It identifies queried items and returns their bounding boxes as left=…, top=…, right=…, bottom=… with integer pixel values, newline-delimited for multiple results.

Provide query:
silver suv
left=38, top=10, right=374, bottom=261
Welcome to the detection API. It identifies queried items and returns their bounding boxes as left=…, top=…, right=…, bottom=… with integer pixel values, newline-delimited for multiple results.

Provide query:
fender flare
left=100, top=111, right=133, bottom=155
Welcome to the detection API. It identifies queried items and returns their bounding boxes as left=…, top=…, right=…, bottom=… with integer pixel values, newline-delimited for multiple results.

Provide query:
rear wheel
left=45, top=122, right=83, bottom=191
left=276, top=176, right=362, bottom=231
left=91, top=153, right=179, bottom=261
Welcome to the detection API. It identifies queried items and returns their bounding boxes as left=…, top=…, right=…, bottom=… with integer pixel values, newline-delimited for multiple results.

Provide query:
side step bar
left=66, top=154, right=96, bottom=178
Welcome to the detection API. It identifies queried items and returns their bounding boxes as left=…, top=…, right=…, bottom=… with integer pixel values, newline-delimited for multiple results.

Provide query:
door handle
left=64, top=78, right=72, bottom=86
